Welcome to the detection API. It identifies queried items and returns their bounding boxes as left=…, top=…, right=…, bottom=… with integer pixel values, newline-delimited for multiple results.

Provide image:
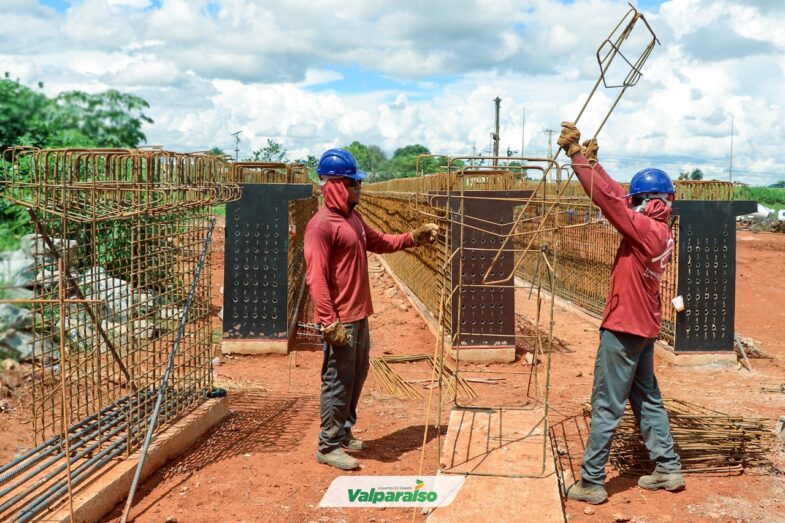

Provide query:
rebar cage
left=0, top=147, right=239, bottom=521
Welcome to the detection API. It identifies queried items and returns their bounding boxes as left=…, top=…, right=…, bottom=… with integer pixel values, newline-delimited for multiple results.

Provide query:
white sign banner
left=319, top=475, right=465, bottom=508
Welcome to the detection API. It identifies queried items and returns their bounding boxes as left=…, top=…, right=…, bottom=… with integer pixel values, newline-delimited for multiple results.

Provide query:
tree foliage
left=678, top=168, right=704, bottom=181
left=249, top=139, right=289, bottom=163
left=0, top=74, right=154, bottom=249
left=0, top=73, right=152, bottom=151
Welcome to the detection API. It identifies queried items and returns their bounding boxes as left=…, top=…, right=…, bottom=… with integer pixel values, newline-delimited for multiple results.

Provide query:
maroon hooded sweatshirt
left=304, top=181, right=414, bottom=325
left=571, top=154, right=674, bottom=339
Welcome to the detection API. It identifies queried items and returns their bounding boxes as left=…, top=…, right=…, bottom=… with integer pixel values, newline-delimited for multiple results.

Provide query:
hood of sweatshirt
left=641, top=197, right=672, bottom=223
left=321, top=179, right=351, bottom=216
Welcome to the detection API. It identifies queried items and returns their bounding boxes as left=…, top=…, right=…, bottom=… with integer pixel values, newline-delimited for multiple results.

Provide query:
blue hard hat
left=627, top=168, right=674, bottom=197
left=316, top=148, right=367, bottom=181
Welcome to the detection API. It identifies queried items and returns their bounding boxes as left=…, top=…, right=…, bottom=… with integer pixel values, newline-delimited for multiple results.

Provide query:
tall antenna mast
left=729, top=116, right=734, bottom=183
left=492, top=97, right=501, bottom=166
left=521, top=106, right=525, bottom=159
left=231, top=131, right=242, bottom=162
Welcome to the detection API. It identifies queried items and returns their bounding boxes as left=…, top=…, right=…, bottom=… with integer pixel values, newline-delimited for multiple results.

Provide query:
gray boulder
left=0, top=329, right=34, bottom=361
left=0, top=304, right=33, bottom=331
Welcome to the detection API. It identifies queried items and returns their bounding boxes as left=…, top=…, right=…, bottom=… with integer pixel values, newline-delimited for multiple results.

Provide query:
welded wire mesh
left=229, top=162, right=312, bottom=185
left=0, top=147, right=238, bottom=520
left=287, top=196, right=319, bottom=330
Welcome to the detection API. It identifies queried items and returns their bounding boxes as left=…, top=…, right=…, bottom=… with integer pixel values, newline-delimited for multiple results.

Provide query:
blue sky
left=2, top=0, right=784, bottom=184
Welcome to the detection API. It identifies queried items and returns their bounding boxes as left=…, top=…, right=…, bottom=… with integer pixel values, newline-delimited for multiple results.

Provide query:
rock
left=0, top=330, right=34, bottom=360
left=525, top=353, right=536, bottom=365
left=4, top=287, right=33, bottom=301
left=576, top=371, right=583, bottom=377
left=20, top=234, right=78, bottom=262
left=384, top=287, right=398, bottom=298
left=777, top=416, right=785, bottom=443
left=10, top=258, right=36, bottom=287
left=583, top=506, right=595, bottom=515
left=0, top=304, right=33, bottom=331
left=613, top=514, right=630, bottom=522
left=707, top=512, right=720, bottom=520
left=2, top=358, right=19, bottom=370
left=165, top=516, right=178, bottom=523
left=0, top=249, right=33, bottom=284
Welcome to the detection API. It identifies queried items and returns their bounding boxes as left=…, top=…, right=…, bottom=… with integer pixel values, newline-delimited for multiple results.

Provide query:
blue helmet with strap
left=627, top=168, right=675, bottom=197
left=316, top=148, right=367, bottom=181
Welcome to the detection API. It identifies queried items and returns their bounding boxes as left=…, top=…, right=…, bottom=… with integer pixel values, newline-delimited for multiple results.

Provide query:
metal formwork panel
left=440, top=190, right=532, bottom=348
left=223, top=184, right=313, bottom=339
left=671, top=200, right=755, bottom=351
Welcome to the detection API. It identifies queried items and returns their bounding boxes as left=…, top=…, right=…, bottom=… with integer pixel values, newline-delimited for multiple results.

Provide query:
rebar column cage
left=0, top=147, right=239, bottom=521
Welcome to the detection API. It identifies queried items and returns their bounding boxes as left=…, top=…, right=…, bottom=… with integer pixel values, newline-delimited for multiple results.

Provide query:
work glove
left=322, top=320, right=348, bottom=346
left=557, top=121, right=582, bottom=157
left=411, top=223, right=439, bottom=246
left=582, top=138, right=598, bottom=164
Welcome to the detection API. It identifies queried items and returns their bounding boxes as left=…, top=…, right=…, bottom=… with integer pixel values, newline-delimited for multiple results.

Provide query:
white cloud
left=0, top=0, right=783, bottom=183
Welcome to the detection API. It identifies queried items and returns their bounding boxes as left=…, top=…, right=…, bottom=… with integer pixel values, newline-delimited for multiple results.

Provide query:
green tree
left=344, top=141, right=387, bottom=176
left=690, top=168, right=704, bottom=181
left=250, top=139, right=288, bottom=162
left=48, top=89, right=152, bottom=148
left=0, top=73, right=153, bottom=150
left=297, top=154, right=319, bottom=181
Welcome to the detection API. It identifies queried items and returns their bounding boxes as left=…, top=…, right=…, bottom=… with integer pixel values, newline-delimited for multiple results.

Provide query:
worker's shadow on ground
left=362, top=424, right=446, bottom=463
left=104, top=390, right=319, bottom=521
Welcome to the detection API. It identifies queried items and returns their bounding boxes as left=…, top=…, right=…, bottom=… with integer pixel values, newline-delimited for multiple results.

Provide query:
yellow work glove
left=557, top=121, right=582, bottom=157
left=322, top=320, right=348, bottom=346
left=411, top=223, right=439, bottom=246
left=582, top=138, right=598, bottom=164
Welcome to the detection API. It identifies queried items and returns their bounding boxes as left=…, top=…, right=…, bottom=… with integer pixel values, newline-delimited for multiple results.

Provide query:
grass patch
left=212, top=204, right=226, bottom=217
left=735, top=186, right=785, bottom=212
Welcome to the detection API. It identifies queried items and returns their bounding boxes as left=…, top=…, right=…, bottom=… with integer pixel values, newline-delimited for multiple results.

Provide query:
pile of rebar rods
left=370, top=354, right=478, bottom=401
left=585, top=398, right=775, bottom=475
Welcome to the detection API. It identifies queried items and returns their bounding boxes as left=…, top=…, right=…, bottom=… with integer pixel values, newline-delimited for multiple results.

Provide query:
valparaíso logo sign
left=320, top=476, right=464, bottom=508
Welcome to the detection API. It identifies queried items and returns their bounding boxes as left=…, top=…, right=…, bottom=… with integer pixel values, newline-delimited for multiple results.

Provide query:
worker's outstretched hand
left=322, top=320, right=348, bottom=346
left=582, top=138, right=598, bottom=164
left=411, top=223, right=439, bottom=246
left=557, top=121, right=582, bottom=157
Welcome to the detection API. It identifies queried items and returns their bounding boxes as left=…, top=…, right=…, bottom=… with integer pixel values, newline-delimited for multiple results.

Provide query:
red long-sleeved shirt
left=304, top=181, right=414, bottom=324
left=570, top=154, right=673, bottom=339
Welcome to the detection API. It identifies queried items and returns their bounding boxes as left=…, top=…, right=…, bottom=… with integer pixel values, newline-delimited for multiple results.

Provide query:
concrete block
left=448, top=346, right=516, bottom=364
left=221, top=339, right=288, bottom=355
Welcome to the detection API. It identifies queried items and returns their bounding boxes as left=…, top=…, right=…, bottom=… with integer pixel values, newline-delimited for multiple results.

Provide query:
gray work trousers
left=581, top=328, right=681, bottom=485
left=319, top=319, right=370, bottom=453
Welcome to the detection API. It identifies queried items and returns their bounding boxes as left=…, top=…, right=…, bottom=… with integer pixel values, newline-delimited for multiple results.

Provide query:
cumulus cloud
left=0, top=0, right=783, bottom=183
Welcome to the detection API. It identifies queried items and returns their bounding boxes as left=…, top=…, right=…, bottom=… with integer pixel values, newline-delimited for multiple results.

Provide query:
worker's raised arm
left=304, top=223, right=339, bottom=324
left=558, top=123, right=651, bottom=248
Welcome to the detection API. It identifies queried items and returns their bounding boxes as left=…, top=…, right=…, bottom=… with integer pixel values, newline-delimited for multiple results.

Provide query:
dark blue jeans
left=318, top=319, right=370, bottom=453
left=581, top=328, right=681, bottom=485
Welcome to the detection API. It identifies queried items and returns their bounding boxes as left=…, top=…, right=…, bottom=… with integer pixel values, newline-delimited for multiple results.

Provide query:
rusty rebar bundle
left=584, top=399, right=775, bottom=475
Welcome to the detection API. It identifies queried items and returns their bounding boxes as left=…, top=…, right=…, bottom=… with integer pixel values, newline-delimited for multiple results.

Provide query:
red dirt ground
left=2, top=226, right=785, bottom=522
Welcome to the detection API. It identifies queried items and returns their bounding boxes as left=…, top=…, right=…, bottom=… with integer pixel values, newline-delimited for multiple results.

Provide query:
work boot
left=566, top=480, right=608, bottom=505
left=341, top=429, right=365, bottom=451
left=638, top=470, right=685, bottom=491
left=316, top=448, right=360, bottom=471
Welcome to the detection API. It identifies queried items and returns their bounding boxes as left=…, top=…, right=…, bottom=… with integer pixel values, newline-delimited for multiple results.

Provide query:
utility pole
left=492, top=97, right=501, bottom=166
left=521, top=106, right=526, bottom=159
left=729, top=116, right=734, bottom=183
left=231, top=131, right=241, bottom=162
left=544, top=128, right=554, bottom=159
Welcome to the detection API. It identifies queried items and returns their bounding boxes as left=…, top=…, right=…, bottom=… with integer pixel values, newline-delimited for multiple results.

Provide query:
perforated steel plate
left=435, top=190, right=532, bottom=347
left=671, top=200, right=755, bottom=351
left=223, top=184, right=312, bottom=339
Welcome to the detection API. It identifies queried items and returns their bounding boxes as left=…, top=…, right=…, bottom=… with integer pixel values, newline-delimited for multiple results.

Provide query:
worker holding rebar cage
left=557, top=122, right=685, bottom=504
left=304, top=148, right=438, bottom=471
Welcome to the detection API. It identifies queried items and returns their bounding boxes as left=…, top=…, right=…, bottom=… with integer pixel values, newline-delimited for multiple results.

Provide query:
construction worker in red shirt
left=557, top=122, right=685, bottom=504
left=304, top=148, right=438, bottom=471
